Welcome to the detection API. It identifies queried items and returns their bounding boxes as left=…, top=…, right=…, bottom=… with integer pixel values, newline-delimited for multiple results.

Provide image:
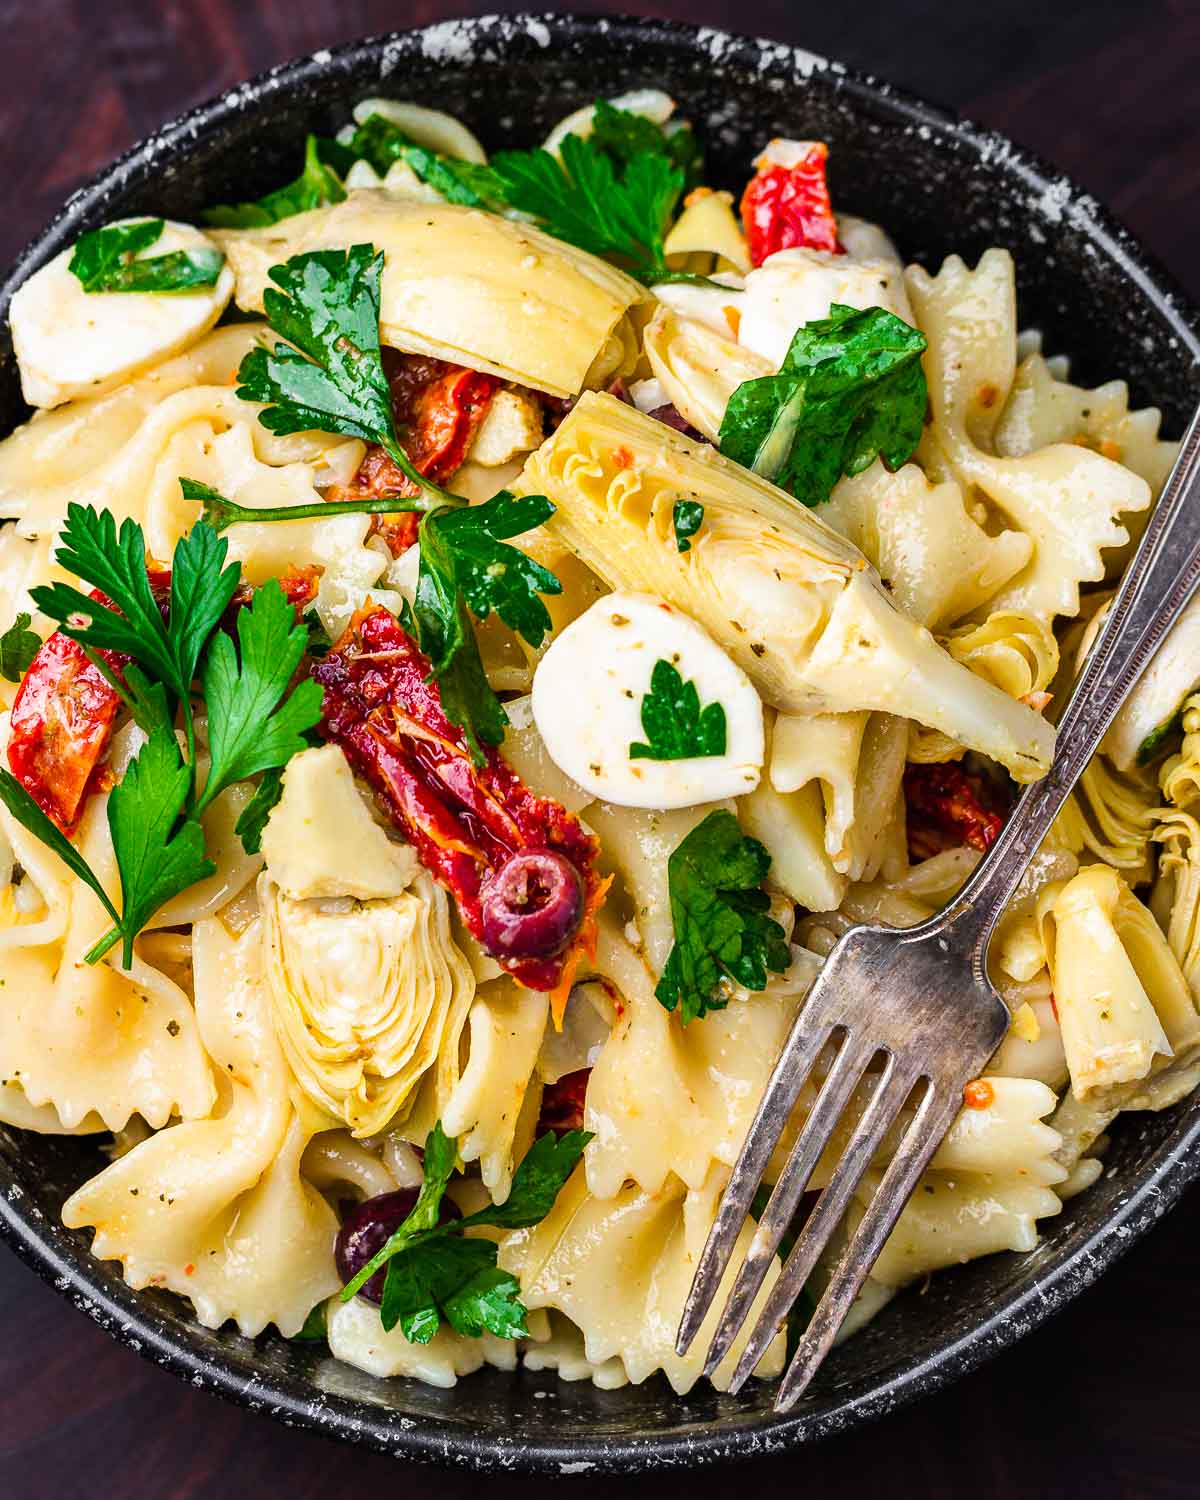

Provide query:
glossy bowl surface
left=1, top=12, right=1198, bottom=1474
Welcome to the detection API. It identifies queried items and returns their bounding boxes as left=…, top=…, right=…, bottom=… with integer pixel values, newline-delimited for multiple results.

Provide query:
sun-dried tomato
left=326, top=351, right=499, bottom=557
left=226, top=563, right=321, bottom=621
left=538, top=1068, right=591, bottom=1134
left=8, top=596, right=128, bottom=833
left=740, top=141, right=842, bottom=267
left=7, top=566, right=321, bottom=836
left=904, top=762, right=1005, bottom=858
left=312, top=604, right=605, bottom=995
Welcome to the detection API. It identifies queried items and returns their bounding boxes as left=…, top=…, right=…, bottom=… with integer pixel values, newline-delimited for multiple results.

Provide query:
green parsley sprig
left=345, top=114, right=508, bottom=210
left=340, top=1122, right=590, bottom=1342
left=672, top=499, right=704, bottom=553
left=0, top=504, right=322, bottom=966
left=0, top=613, right=40, bottom=682
left=226, top=244, right=561, bottom=762
left=718, top=303, right=929, bottom=508
left=630, top=659, right=727, bottom=761
left=656, top=809, right=791, bottom=1024
left=69, top=219, right=224, bottom=294
left=203, top=135, right=349, bottom=229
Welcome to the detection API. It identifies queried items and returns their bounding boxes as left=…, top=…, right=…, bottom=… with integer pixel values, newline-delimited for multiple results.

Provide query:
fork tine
left=699, top=1032, right=874, bottom=1377
left=773, top=1082, right=963, bottom=1411
left=725, top=1056, right=917, bottom=1394
left=675, top=1007, right=837, bottom=1356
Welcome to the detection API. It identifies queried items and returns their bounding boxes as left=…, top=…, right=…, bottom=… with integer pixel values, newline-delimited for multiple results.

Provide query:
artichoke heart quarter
left=259, top=870, right=475, bottom=1138
left=214, top=192, right=646, bottom=398
left=515, top=393, right=1054, bottom=782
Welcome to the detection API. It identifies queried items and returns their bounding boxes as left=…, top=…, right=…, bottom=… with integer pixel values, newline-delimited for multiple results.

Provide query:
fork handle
left=936, top=400, right=1200, bottom=954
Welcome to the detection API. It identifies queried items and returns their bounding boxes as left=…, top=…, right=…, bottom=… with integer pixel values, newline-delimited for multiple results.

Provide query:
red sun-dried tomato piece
left=326, top=351, right=499, bottom=557
left=740, top=141, right=842, bottom=267
left=312, top=604, right=606, bottom=1001
left=903, top=762, right=1006, bottom=858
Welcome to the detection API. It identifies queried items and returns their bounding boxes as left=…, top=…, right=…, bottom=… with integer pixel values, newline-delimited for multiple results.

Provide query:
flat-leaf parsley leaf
left=630, top=659, right=727, bottom=761
left=69, top=219, right=224, bottom=294
left=656, top=809, right=790, bottom=1023
left=341, top=1122, right=589, bottom=1343
left=0, top=612, right=40, bottom=682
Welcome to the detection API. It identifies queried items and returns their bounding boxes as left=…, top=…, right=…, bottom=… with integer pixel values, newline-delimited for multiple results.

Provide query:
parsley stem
left=634, top=267, right=730, bottom=290
left=198, top=491, right=449, bottom=535
left=84, top=925, right=123, bottom=965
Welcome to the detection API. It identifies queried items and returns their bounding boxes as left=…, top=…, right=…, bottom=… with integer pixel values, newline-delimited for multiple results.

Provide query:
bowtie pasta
left=0, top=91, right=1189, bottom=1400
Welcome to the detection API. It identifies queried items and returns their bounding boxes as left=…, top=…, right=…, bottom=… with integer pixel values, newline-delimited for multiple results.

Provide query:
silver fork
left=677, top=398, right=1200, bottom=1411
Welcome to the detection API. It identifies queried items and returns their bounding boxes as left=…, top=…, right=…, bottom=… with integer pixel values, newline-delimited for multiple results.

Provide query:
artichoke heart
left=515, top=393, right=1054, bottom=781
left=259, top=870, right=475, bottom=1138
left=214, top=191, right=646, bottom=399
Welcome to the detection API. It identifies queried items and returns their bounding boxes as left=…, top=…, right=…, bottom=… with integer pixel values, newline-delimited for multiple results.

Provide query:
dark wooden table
left=1, top=2, right=1198, bottom=1496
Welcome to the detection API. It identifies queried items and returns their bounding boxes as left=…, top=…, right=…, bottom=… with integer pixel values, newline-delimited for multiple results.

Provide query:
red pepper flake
left=963, top=1079, right=994, bottom=1110
left=612, top=445, right=634, bottom=470
left=903, top=763, right=1006, bottom=859
left=538, top=1068, right=591, bottom=1134
left=740, top=142, right=842, bottom=267
left=312, top=605, right=604, bottom=994
left=326, top=350, right=499, bottom=557
left=184, top=1263, right=196, bottom=1276
left=1049, top=991, right=1059, bottom=1023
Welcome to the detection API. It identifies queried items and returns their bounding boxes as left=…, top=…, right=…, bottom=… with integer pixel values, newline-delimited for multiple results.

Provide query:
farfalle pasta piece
left=906, top=249, right=1150, bottom=623
left=821, top=460, right=1031, bottom=630
left=63, top=918, right=341, bottom=1337
left=995, top=349, right=1178, bottom=502
left=579, top=901, right=813, bottom=1199
left=862, top=1168, right=1063, bottom=1287
left=931, top=1076, right=1066, bottom=1186
left=517, top=393, right=1054, bottom=781
left=1037, top=866, right=1200, bottom=1100
left=259, top=868, right=476, bottom=1139
left=498, top=1164, right=785, bottom=1393
left=214, top=193, right=645, bottom=399
left=0, top=778, right=215, bottom=1132
left=438, top=977, right=549, bottom=1205
left=765, top=709, right=907, bottom=883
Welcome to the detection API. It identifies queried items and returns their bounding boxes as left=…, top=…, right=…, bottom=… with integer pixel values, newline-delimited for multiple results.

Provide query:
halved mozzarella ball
left=738, top=246, right=915, bottom=367
left=10, top=219, right=234, bottom=409
left=531, top=592, right=764, bottom=809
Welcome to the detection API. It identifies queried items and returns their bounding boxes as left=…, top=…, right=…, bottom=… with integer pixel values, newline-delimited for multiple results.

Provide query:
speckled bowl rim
left=1, top=12, right=1199, bottom=1475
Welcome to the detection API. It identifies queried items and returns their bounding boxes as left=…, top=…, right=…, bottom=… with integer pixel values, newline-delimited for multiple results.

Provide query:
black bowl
left=1, top=13, right=1198, bottom=1474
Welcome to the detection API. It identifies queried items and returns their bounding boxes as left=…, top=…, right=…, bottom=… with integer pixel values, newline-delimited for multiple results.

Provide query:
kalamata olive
left=480, top=848, right=584, bottom=960
left=335, top=1188, right=460, bottom=1304
left=647, top=403, right=703, bottom=440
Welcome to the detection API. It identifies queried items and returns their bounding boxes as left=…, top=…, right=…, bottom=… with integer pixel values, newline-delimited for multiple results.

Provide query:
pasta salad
left=0, top=88, right=1192, bottom=1396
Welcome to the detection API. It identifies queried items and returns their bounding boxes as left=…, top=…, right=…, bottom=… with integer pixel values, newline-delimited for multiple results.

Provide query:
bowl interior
left=1, top=13, right=1198, bottom=1473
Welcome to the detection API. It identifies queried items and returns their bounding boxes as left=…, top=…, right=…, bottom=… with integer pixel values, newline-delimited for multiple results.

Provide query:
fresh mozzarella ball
left=10, top=219, right=234, bottom=409
left=738, top=246, right=915, bottom=367
left=652, top=273, right=746, bottom=340
left=531, top=592, right=764, bottom=809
